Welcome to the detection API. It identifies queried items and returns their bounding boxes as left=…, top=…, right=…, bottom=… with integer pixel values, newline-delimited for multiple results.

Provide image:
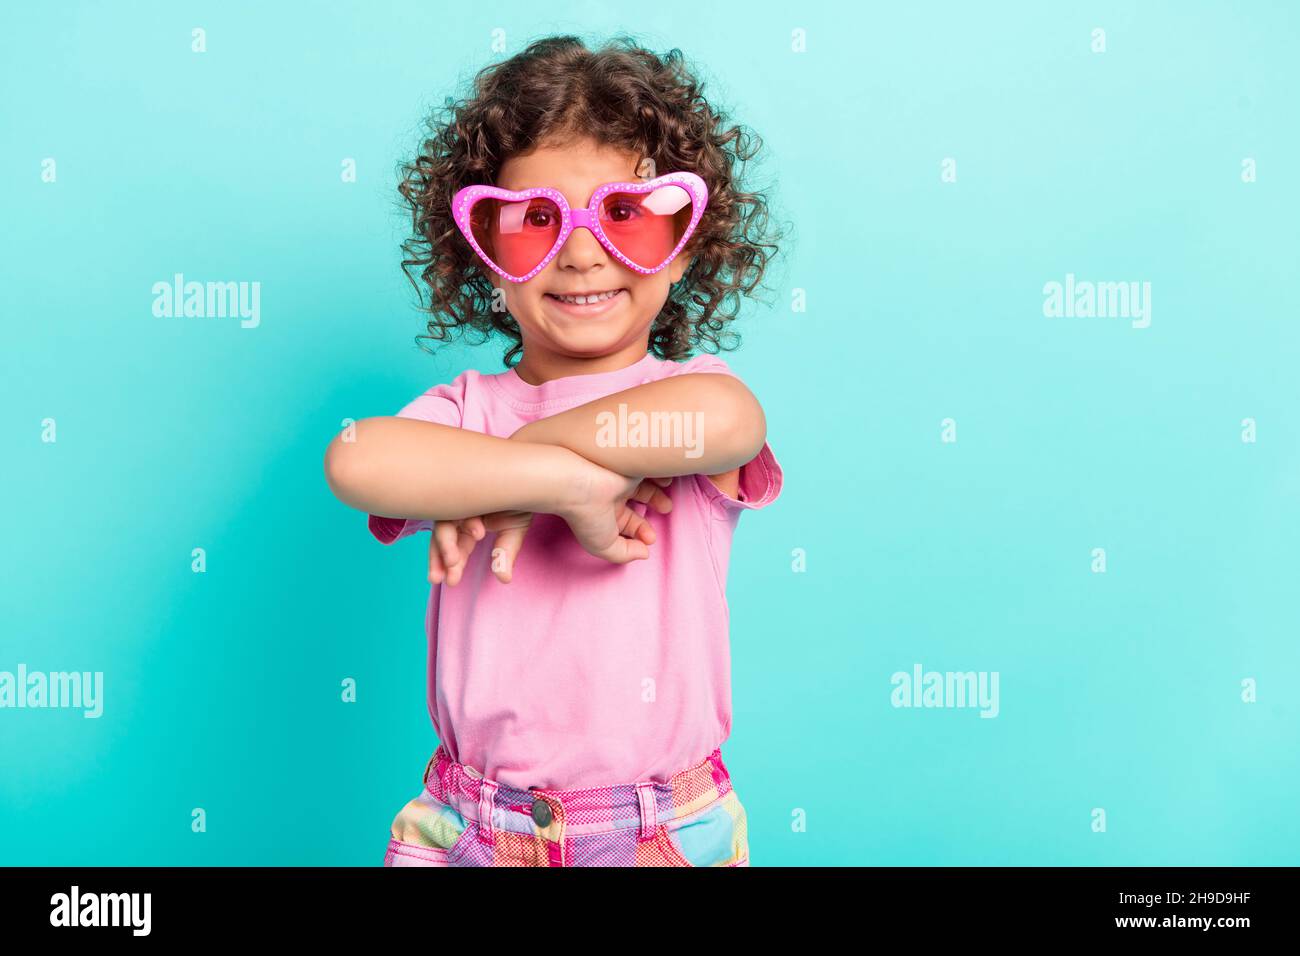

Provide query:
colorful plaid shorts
left=383, top=744, right=750, bottom=867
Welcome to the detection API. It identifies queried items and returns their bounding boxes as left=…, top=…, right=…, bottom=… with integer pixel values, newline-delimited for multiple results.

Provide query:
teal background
left=3, top=1, right=1298, bottom=866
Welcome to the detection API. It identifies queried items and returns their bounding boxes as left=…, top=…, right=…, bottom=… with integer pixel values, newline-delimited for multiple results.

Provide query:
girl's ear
left=668, top=254, right=692, bottom=283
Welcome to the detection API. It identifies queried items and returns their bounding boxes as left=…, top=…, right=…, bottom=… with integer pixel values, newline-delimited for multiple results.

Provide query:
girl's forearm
left=324, top=417, right=589, bottom=520
left=509, top=373, right=767, bottom=477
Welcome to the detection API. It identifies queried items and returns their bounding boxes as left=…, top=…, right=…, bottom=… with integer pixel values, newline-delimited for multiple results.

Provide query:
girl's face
left=486, top=137, right=691, bottom=368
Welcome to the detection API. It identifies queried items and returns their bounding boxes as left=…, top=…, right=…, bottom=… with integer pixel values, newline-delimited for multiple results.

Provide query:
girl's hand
left=556, top=464, right=674, bottom=565
left=428, top=512, right=524, bottom=586
left=429, top=476, right=674, bottom=584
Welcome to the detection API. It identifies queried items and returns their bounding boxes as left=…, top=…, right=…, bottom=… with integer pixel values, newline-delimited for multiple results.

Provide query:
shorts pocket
left=661, top=790, right=750, bottom=867
left=384, top=837, right=452, bottom=867
left=383, top=787, right=473, bottom=867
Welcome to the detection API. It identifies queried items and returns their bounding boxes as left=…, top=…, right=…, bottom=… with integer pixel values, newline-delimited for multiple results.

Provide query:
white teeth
left=552, top=290, right=621, bottom=305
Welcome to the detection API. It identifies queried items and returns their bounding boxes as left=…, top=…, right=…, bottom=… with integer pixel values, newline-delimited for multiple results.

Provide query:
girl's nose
left=554, top=225, right=608, bottom=272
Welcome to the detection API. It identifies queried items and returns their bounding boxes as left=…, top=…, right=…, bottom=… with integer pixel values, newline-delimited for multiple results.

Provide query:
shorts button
left=531, top=798, right=553, bottom=827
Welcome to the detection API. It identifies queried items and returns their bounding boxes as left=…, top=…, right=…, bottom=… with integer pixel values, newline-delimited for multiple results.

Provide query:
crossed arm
left=508, top=373, right=767, bottom=484
left=324, top=372, right=767, bottom=575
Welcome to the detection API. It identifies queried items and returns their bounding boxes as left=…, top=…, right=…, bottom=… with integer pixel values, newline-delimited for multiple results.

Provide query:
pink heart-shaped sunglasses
left=452, top=171, right=708, bottom=283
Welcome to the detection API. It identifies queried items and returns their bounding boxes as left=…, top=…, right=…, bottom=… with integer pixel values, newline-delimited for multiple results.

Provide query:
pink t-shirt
left=368, top=351, right=782, bottom=789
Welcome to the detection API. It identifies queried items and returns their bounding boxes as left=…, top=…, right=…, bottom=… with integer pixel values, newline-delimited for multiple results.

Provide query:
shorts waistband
left=422, top=744, right=735, bottom=842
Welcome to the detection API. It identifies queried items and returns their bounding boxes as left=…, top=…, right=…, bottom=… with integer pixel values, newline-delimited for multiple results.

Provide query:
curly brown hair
left=397, top=34, right=784, bottom=366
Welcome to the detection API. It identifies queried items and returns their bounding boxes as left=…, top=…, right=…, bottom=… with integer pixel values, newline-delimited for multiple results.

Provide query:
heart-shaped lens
left=469, top=195, right=563, bottom=277
left=597, top=185, right=694, bottom=270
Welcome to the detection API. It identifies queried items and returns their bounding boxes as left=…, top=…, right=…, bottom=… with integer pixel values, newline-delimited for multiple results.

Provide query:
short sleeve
left=669, top=353, right=783, bottom=512
left=368, top=377, right=468, bottom=545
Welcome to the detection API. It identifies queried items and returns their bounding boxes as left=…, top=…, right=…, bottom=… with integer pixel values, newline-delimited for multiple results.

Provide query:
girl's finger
left=633, top=515, right=656, bottom=544
left=646, top=486, right=673, bottom=514
left=462, top=516, right=486, bottom=541
left=444, top=528, right=480, bottom=587
left=435, top=520, right=461, bottom=569
left=630, top=480, right=657, bottom=504
left=630, top=478, right=672, bottom=514
left=428, top=528, right=447, bottom=584
left=490, top=524, right=530, bottom=583
left=617, top=506, right=657, bottom=545
left=598, top=535, right=651, bottom=564
left=615, top=504, right=636, bottom=535
left=481, top=510, right=530, bottom=533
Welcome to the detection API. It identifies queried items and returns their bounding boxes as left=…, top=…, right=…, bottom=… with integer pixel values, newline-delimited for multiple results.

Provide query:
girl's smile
left=543, top=287, right=629, bottom=317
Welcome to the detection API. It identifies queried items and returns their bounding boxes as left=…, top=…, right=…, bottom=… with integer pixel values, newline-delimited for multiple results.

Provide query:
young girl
left=325, top=35, right=783, bottom=867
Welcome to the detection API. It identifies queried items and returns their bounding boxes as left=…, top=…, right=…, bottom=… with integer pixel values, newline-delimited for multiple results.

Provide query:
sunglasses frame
left=451, top=171, right=709, bottom=284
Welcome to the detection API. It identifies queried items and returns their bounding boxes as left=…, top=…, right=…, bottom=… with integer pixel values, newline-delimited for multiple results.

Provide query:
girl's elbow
left=720, top=388, right=767, bottom=467
left=739, top=408, right=768, bottom=465
left=324, top=430, right=368, bottom=505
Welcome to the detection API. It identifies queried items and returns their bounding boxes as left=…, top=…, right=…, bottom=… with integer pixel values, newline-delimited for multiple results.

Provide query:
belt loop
left=635, top=782, right=657, bottom=842
left=477, top=779, right=499, bottom=845
left=422, top=750, right=438, bottom=787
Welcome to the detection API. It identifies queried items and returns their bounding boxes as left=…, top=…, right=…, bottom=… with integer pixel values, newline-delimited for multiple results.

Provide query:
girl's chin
left=522, top=322, right=644, bottom=360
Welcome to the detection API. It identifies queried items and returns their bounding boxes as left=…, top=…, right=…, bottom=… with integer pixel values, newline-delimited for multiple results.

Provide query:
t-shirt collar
left=490, top=352, right=661, bottom=408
